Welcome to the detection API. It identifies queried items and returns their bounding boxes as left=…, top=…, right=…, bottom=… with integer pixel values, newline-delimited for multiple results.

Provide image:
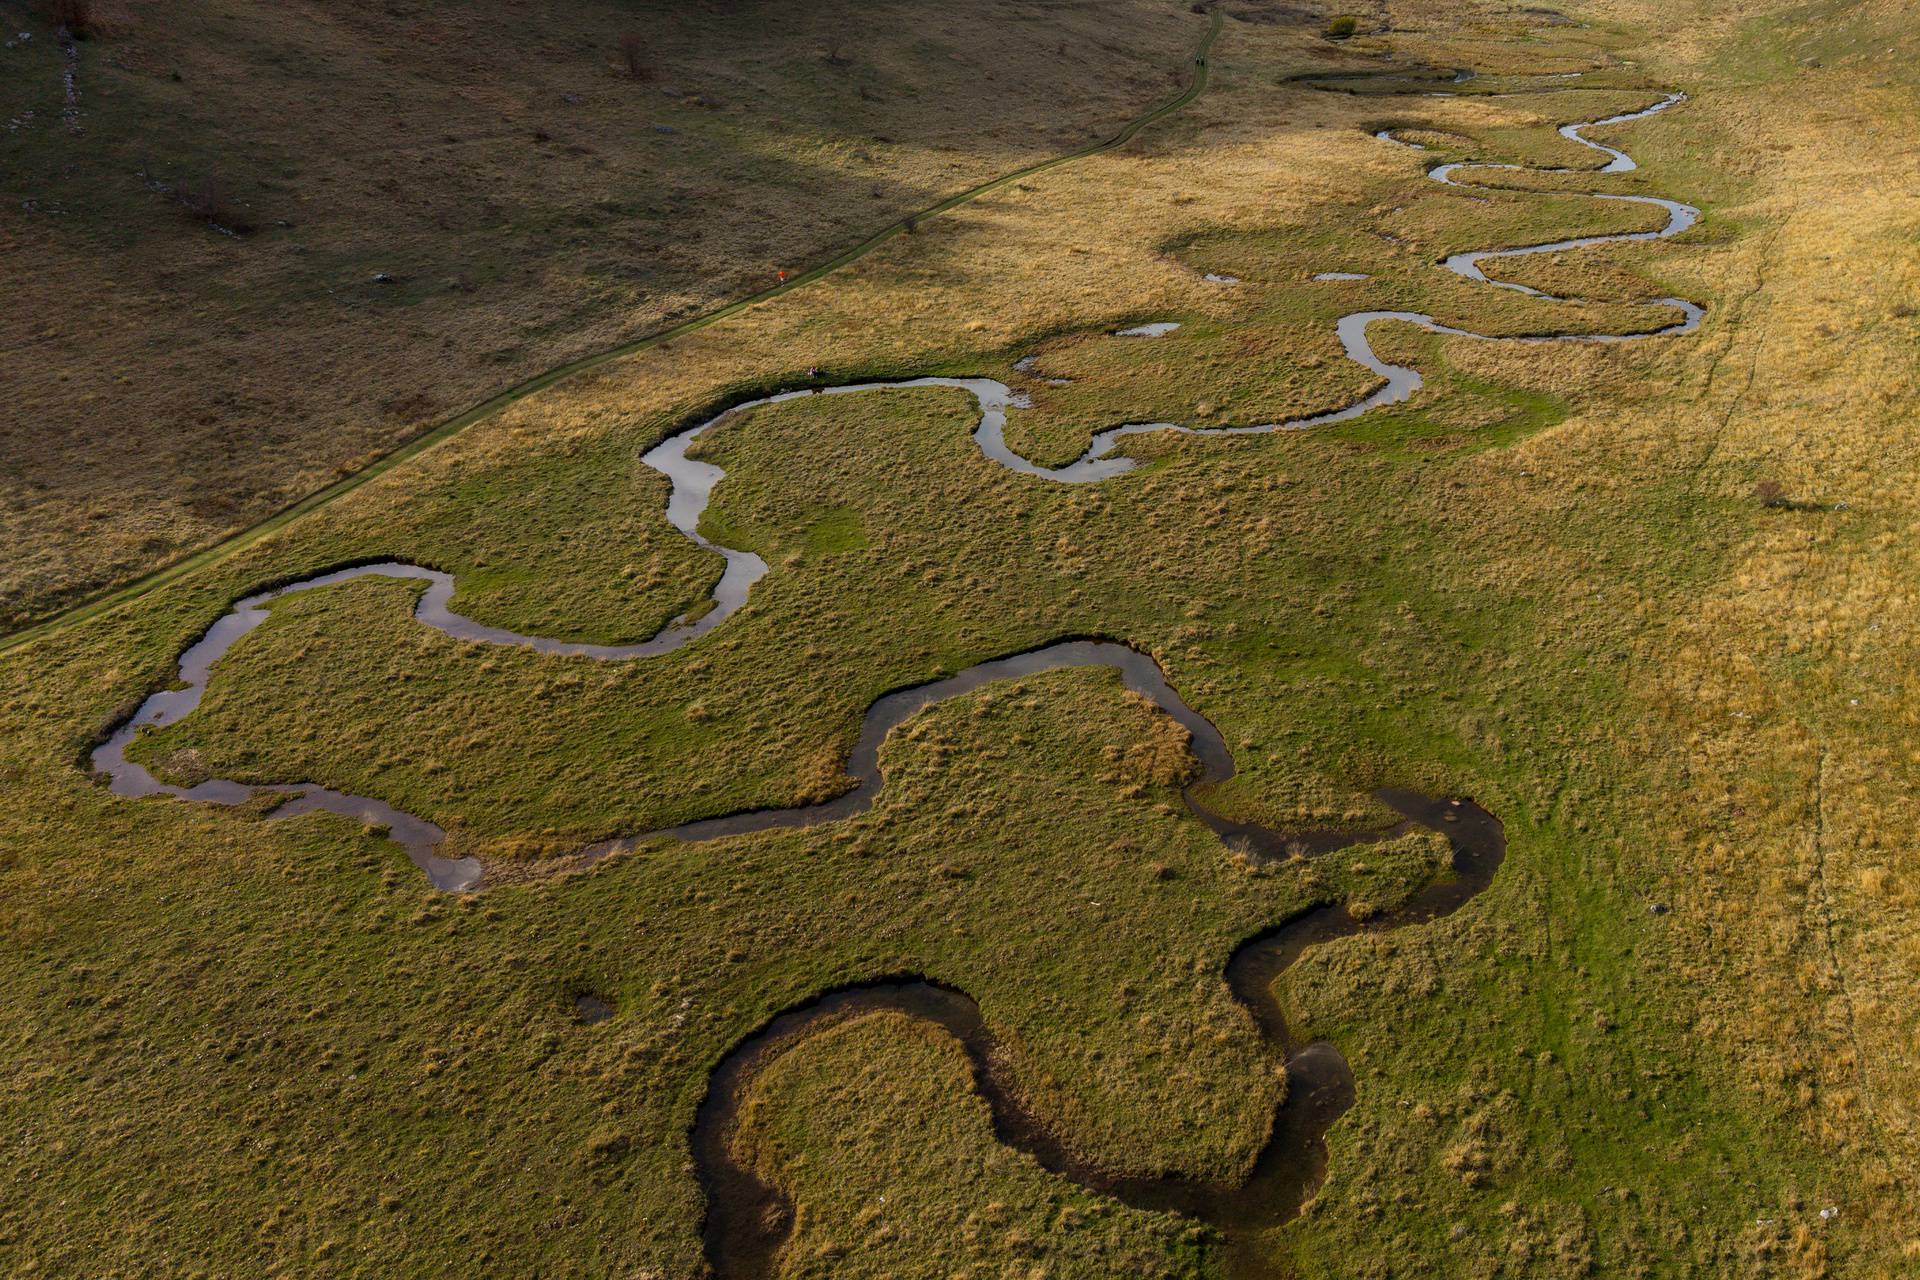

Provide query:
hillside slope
left=0, top=0, right=1216, bottom=629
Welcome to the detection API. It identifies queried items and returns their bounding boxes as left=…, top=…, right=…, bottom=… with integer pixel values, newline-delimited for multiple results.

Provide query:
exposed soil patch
left=573, top=993, right=616, bottom=1024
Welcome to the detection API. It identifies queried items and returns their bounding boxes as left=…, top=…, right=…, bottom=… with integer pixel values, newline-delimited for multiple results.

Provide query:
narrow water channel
left=75, top=73, right=1676, bottom=1280
left=694, top=787, right=1505, bottom=1280
left=92, top=92, right=1692, bottom=898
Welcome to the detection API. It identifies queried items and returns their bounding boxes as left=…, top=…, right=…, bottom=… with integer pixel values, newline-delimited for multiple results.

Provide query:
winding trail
left=91, top=88, right=1700, bottom=891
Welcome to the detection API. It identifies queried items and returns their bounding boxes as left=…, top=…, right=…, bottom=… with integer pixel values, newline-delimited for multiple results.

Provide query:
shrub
left=1752, top=480, right=1786, bottom=508
left=52, top=0, right=93, bottom=36
left=176, top=172, right=257, bottom=234
left=1324, top=15, right=1359, bottom=39
left=618, top=32, right=649, bottom=81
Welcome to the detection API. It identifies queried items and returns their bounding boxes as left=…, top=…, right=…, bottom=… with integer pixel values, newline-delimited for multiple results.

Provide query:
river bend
left=93, top=91, right=1693, bottom=891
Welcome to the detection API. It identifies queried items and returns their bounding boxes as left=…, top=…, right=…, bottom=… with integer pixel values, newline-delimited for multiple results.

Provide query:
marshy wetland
left=8, top=0, right=1920, bottom=1276
left=697, top=789, right=1504, bottom=1280
left=94, top=92, right=1702, bottom=901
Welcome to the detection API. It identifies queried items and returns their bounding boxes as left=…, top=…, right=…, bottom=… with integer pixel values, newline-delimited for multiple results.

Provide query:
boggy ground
left=4, top=0, right=1920, bottom=1276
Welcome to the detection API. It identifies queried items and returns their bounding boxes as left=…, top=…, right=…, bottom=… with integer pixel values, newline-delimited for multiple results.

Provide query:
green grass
left=802, top=507, right=871, bottom=555
left=91, top=323, right=1818, bottom=1275
left=0, top=5, right=1224, bottom=650
left=737, top=1011, right=1217, bottom=1277
left=4, top=0, right=1914, bottom=1276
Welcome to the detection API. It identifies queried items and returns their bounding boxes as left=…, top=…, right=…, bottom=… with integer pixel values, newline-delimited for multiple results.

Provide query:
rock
left=371, top=272, right=395, bottom=284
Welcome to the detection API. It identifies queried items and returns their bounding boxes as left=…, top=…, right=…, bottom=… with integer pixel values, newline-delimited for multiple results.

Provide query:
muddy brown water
left=693, top=788, right=1506, bottom=1280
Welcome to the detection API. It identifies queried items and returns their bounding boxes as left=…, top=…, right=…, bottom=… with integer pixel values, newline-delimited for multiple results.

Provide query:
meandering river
left=93, top=92, right=1696, bottom=895
left=89, top=85, right=1688, bottom=1274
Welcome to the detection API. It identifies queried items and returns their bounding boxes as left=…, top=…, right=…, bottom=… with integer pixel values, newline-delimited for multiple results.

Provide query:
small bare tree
left=618, top=32, right=650, bottom=81
left=177, top=171, right=256, bottom=234
left=53, top=0, right=94, bottom=36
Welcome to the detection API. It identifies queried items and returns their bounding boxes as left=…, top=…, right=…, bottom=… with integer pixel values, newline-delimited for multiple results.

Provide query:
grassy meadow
left=0, top=0, right=1223, bottom=631
left=4, top=0, right=1920, bottom=1275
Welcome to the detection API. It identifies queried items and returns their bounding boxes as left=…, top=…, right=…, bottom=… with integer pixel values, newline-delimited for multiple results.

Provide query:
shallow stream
left=87, top=79, right=1690, bottom=1280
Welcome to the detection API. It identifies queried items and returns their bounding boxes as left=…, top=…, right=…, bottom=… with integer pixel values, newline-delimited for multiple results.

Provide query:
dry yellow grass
left=0, top=0, right=1209, bottom=629
left=5, top=0, right=1920, bottom=1274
